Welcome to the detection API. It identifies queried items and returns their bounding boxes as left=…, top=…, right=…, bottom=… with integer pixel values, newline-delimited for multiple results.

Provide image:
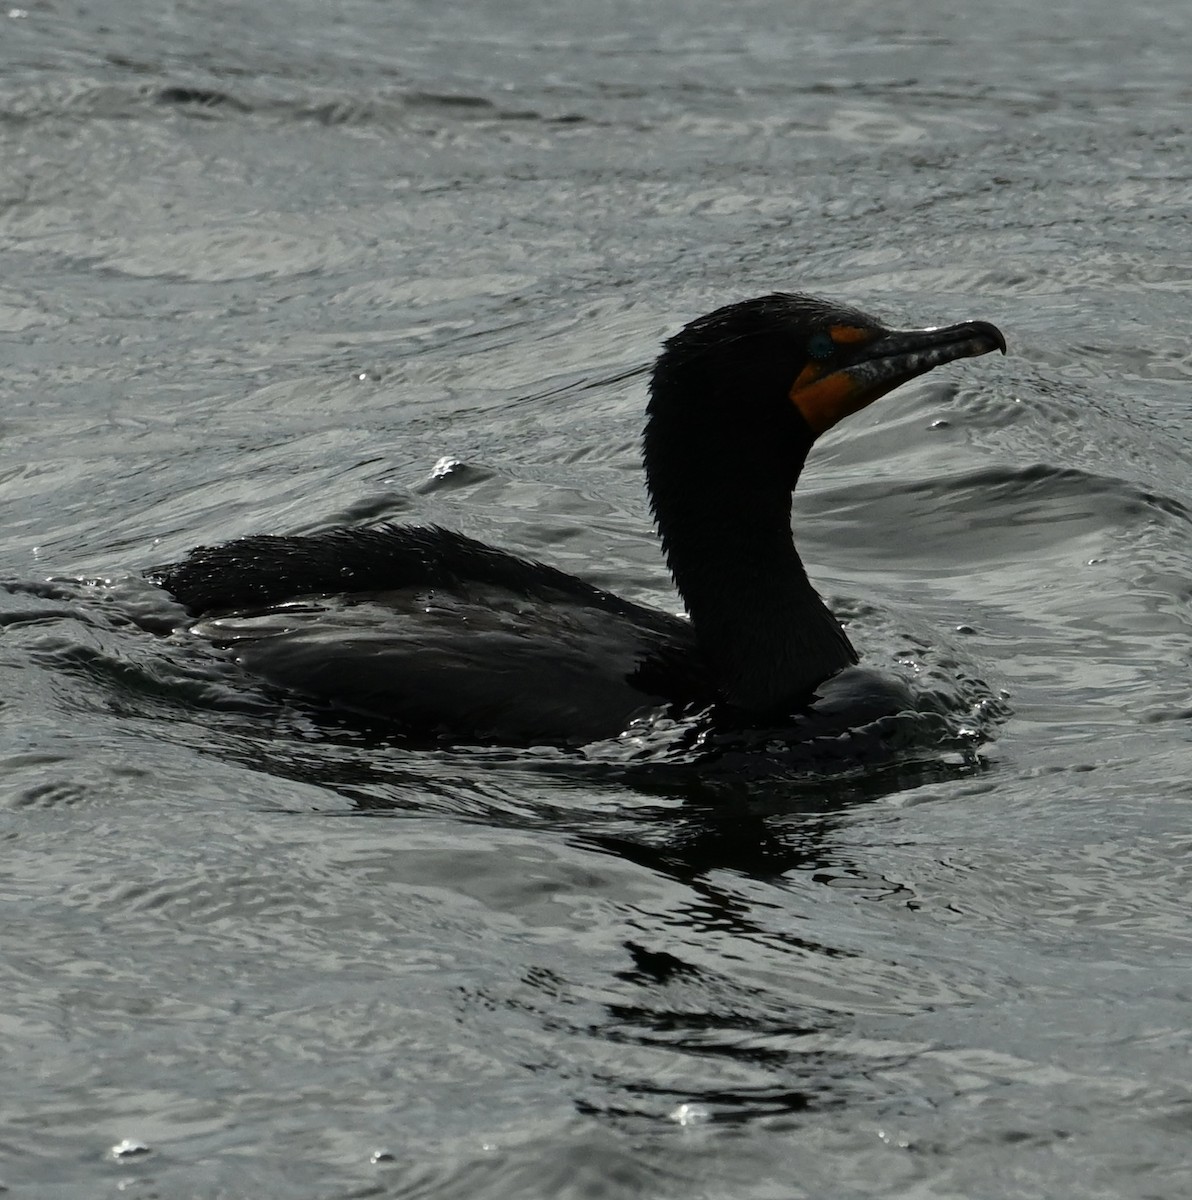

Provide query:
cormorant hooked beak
left=790, top=319, right=1007, bottom=436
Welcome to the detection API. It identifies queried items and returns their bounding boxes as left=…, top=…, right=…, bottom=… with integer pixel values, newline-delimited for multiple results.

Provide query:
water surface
left=2, top=1, right=1192, bottom=1196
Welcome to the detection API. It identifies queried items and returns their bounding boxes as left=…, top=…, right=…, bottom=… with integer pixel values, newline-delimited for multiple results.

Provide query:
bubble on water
left=877, top=1127, right=911, bottom=1149
left=668, top=1102, right=711, bottom=1126
left=110, top=1138, right=150, bottom=1159
left=430, top=456, right=465, bottom=478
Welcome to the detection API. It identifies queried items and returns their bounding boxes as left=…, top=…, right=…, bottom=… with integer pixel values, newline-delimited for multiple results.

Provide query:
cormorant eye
left=807, top=332, right=834, bottom=360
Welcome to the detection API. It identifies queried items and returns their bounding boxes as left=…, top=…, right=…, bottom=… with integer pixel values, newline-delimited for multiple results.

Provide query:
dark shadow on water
left=180, top=699, right=992, bottom=1123
left=169, top=696, right=988, bottom=1122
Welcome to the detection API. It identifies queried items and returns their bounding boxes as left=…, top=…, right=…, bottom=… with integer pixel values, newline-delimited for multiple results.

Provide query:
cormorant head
left=647, top=292, right=1006, bottom=458
left=642, top=293, right=1006, bottom=712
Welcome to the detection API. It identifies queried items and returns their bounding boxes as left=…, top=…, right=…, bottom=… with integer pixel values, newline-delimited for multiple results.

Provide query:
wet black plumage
left=155, top=293, right=1005, bottom=744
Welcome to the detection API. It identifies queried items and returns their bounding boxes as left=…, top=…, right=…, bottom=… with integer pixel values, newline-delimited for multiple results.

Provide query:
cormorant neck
left=643, top=413, right=857, bottom=713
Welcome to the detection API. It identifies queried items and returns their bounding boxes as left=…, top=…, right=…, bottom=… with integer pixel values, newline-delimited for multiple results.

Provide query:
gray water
left=3, top=0, right=1192, bottom=1196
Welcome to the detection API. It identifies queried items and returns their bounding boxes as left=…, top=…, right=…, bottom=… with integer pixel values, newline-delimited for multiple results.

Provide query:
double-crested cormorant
left=156, top=293, right=1005, bottom=744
